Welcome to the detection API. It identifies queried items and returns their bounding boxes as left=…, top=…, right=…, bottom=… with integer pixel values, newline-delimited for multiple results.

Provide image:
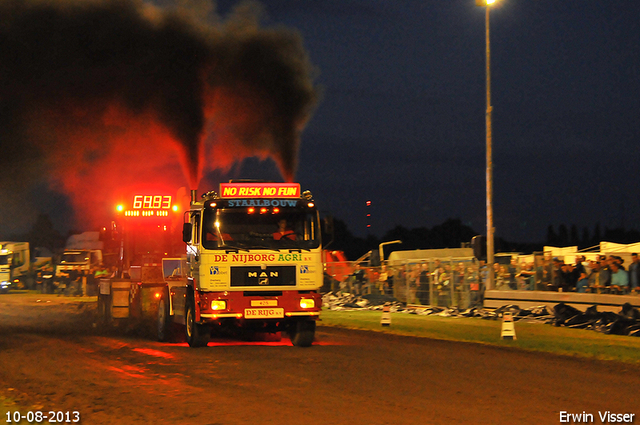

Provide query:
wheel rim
left=186, top=306, right=193, bottom=338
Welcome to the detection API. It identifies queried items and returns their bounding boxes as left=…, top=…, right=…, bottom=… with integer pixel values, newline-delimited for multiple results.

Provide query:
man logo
left=250, top=271, right=278, bottom=278
left=300, top=265, right=309, bottom=274
left=249, top=269, right=278, bottom=285
left=210, top=266, right=219, bottom=275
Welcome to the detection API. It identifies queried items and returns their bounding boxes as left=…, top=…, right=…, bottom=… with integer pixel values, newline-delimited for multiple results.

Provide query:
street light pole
left=477, top=0, right=496, bottom=290
left=378, top=240, right=402, bottom=265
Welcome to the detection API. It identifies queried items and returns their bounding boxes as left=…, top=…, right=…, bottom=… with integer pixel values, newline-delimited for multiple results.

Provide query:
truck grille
left=230, top=266, right=296, bottom=287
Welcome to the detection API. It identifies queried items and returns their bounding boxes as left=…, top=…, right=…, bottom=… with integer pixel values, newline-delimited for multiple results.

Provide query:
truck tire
left=289, top=320, right=316, bottom=347
left=157, top=296, right=170, bottom=341
left=185, top=297, right=209, bottom=347
left=157, top=289, right=178, bottom=342
left=97, top=293, right=111, bottom=327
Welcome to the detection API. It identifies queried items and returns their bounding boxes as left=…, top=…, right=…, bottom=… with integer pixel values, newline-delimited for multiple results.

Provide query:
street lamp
left=378, top=240, right=402, bottom=265
left=476, top=0, right=498, bottom=289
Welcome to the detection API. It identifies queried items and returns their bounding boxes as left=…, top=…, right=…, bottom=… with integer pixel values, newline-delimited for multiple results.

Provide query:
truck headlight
left=211, top=300, right=227, bottom=310
left=299, top=298, right=315, bottom=309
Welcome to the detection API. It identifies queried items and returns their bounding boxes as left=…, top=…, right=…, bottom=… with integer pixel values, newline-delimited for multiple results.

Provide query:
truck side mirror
left=182, top=223, right=193, bottom=243
left=99, top=221, right=117, bottom=241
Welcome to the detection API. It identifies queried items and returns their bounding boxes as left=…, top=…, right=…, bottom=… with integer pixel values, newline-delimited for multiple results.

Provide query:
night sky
left=239, top=0, right=640, bottom=243
left=2, top=0, right=640, bottom=246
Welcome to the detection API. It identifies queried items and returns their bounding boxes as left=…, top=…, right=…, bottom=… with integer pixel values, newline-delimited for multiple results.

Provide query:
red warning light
left=366, top=200, right=372, bottom=206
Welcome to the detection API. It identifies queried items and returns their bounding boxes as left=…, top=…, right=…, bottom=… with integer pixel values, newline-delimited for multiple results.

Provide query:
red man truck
left=98, top=182, right=324, bottom=347
left=169, top=181, right=323, bottom=347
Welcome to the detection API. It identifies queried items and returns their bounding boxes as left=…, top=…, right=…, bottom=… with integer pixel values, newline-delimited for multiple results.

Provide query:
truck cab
left=167, top=182, right=323, bottom=347
left=56, top=249, right=103, bottom=279
left=0, top=248, right=12, bottom=293
left=0, top=242, right=31, bottom=291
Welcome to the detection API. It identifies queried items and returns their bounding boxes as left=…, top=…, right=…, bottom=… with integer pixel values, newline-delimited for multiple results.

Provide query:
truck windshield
left=60, top=252, right=88, bottom=263
left=0, top=255, right=9, bottom=266
left=202, top=207, right=320, bottom=250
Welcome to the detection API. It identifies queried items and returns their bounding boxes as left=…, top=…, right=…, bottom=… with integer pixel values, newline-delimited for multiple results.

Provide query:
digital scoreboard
left=118, top=195, right=178, bottom=217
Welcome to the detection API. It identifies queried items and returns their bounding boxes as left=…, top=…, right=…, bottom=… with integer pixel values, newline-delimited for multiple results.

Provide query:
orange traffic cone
left=501, top=311, right=517, bottom=340
left=381, top=303, right=391, bottom=327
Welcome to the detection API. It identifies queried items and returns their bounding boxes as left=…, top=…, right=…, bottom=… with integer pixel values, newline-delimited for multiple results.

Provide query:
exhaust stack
left=190, top=189, right=197, bottom=204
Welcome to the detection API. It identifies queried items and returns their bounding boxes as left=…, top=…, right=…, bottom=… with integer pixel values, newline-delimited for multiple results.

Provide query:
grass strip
left=319, top=308, right=640, bottom=364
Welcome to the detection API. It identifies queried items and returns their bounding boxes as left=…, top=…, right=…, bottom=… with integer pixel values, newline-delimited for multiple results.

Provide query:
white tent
left=387, top=248, right=474, bottom=266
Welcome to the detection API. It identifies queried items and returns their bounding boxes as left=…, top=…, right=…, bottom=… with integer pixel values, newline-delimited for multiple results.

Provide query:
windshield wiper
left=222, top=244, right=250, bottom=253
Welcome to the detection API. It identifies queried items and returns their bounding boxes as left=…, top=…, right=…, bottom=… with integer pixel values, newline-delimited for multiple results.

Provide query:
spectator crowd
left=332, top=252, right=640, bottom=309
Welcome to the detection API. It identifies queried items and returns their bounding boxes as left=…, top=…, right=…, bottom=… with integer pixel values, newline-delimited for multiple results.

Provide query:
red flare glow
left=0, top=0, right=317, bottom=231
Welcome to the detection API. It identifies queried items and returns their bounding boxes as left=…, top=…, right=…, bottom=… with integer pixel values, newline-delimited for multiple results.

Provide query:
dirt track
left=1, top=293, right=639, bottom=425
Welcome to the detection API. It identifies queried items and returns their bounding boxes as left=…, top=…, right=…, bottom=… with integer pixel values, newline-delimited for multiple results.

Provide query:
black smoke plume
left=0, top=0, right=318, bottom=232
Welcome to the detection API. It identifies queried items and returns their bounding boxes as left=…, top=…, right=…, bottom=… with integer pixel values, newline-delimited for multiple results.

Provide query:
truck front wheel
left=185, top=298, right=209, bottom=347
left=157, top=291, right=172, bottom=342
left=289, top=320, right=316, bottom=347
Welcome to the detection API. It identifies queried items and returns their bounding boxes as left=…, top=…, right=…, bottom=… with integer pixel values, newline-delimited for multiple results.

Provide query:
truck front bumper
left=196, top=290, right=321, bottom=322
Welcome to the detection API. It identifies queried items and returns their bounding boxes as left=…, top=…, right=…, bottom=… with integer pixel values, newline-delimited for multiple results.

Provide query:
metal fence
left=324, top=257, right=484, bottom=309
left=324, top=252, right=638, bottom=308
